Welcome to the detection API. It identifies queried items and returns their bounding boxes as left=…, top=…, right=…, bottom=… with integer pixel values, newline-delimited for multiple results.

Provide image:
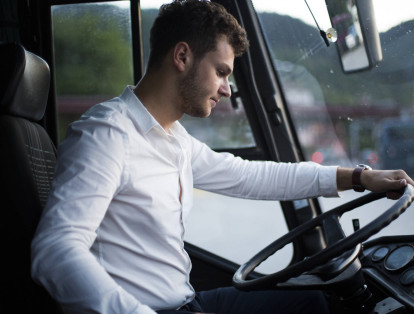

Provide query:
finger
left=386, top=190, right=404, bottom=200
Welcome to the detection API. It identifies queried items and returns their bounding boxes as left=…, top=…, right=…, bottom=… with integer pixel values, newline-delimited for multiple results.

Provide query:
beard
left=178, top=63, right=211, bottom=118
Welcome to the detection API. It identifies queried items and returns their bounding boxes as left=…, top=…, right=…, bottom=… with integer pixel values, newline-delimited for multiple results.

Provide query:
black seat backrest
left=0, top=42, right=62, bottom=313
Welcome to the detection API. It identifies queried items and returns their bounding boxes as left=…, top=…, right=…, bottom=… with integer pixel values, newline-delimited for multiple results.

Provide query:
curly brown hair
left=147, top=0, right=249, bottom=70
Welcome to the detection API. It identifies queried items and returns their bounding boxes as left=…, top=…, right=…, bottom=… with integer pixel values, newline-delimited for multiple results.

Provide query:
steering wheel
left=233, top=185, right=414, bottom=290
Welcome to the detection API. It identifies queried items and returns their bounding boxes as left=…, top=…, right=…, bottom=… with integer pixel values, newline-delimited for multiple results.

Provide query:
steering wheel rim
left=233, top=184, right=414, bottom=290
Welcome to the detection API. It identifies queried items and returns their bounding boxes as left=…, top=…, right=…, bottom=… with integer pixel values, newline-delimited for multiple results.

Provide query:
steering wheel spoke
left=323, top=214, right=346, bottom=246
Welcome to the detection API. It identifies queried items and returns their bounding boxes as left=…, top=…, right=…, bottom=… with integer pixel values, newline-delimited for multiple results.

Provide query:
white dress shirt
left=31, top=86, right=339, bottom=314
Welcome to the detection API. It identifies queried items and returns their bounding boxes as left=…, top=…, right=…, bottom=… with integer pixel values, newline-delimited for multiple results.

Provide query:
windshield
left=253, top=0, right=414, bottom=238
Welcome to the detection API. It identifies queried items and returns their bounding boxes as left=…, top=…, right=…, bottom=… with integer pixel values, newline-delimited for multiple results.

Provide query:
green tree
left=52, top=4, right=133, bottom=96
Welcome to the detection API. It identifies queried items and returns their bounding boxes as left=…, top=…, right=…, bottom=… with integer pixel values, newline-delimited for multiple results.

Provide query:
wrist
left=352, top=164, right=372, bottom=192
left=337, top=167, right=354, bottom=191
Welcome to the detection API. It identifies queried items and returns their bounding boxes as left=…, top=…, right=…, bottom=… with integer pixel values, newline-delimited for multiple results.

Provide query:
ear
left=173, top=42, right=192, bottom=72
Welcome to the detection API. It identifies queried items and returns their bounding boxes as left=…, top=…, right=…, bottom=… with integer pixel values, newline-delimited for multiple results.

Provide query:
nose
left=219, top=78, right=231, bottom=98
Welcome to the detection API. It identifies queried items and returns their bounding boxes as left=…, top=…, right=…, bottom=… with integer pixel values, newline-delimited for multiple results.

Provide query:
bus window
left=377, top=117, right=414, bottom=176
left=253, top=0, right=414, bottom=238
left=179, top=78, right=256, bottom=150
left=52, top=1, right=133, bottom=141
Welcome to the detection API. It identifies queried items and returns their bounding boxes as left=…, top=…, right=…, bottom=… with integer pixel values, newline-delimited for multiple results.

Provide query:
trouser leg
left=196, top=286, right=330, bottom=314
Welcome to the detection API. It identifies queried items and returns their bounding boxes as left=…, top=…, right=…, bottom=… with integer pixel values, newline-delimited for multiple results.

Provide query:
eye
left=217, top=69, right=225, bottom=77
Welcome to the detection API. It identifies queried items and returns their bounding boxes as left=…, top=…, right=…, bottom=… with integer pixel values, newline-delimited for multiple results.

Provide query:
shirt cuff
left=319, top=165, right=340, bottom=197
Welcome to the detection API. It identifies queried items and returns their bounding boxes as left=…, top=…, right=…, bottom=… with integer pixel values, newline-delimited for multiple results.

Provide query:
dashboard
left=361, top=235, right=414, bottom=310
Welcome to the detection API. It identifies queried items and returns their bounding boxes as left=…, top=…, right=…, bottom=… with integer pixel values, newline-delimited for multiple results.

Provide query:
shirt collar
left=120, top=86, right=187, bottom=138
left=120, top=86, right=159, bottom=134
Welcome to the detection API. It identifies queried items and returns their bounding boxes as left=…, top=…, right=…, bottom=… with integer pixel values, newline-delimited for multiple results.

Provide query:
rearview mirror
left=325, top=0, right=382, bottom=73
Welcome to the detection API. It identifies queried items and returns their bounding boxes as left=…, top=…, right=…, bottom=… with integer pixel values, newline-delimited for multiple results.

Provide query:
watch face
left=357, top=164, right=373, bottom=171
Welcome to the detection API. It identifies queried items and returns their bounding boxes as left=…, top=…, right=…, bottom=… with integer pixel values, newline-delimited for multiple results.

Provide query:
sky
left=137, top=0, right=414, bottom=33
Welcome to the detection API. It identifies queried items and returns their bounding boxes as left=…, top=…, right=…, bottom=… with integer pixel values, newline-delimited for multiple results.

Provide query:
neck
left=134, top=70, right=183, bottom=132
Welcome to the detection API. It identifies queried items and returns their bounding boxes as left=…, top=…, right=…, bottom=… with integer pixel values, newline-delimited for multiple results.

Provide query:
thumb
left=393, top=179, right=407, bottom=189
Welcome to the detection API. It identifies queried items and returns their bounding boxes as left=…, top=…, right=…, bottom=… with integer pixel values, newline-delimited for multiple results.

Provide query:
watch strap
left=352, top=166, right=366, bottom=192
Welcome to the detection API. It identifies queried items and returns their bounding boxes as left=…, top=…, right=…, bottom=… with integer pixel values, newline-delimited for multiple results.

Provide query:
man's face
left=178, top=38, right=234, bottom=118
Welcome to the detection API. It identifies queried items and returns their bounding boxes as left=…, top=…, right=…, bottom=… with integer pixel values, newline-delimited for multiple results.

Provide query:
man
left=31, top=1, right=413, bottom=313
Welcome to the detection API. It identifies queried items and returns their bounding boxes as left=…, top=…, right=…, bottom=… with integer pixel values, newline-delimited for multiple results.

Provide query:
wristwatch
left=352, top=164, right=372, bottom=192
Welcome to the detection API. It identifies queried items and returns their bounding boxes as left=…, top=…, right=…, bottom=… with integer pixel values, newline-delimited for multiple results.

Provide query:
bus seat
left=0, top=42, right=62, bottom=313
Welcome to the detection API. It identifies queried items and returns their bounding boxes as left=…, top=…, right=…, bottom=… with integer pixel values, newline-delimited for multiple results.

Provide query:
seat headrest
left=0, top=42, right=50, bottom=121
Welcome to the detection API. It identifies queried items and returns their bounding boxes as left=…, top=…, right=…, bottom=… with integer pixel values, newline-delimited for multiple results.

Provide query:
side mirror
left=325, top=0, right=382, bottom=73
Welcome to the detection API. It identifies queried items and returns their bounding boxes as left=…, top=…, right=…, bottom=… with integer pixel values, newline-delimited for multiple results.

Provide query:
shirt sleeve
left=190, top=136, right=339, bottom=200
left=31, top=111, right=156, bottom=314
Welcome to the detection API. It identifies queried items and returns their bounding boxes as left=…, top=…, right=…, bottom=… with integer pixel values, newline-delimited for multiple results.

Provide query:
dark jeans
left=157, top=287, right=330, bottom=314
